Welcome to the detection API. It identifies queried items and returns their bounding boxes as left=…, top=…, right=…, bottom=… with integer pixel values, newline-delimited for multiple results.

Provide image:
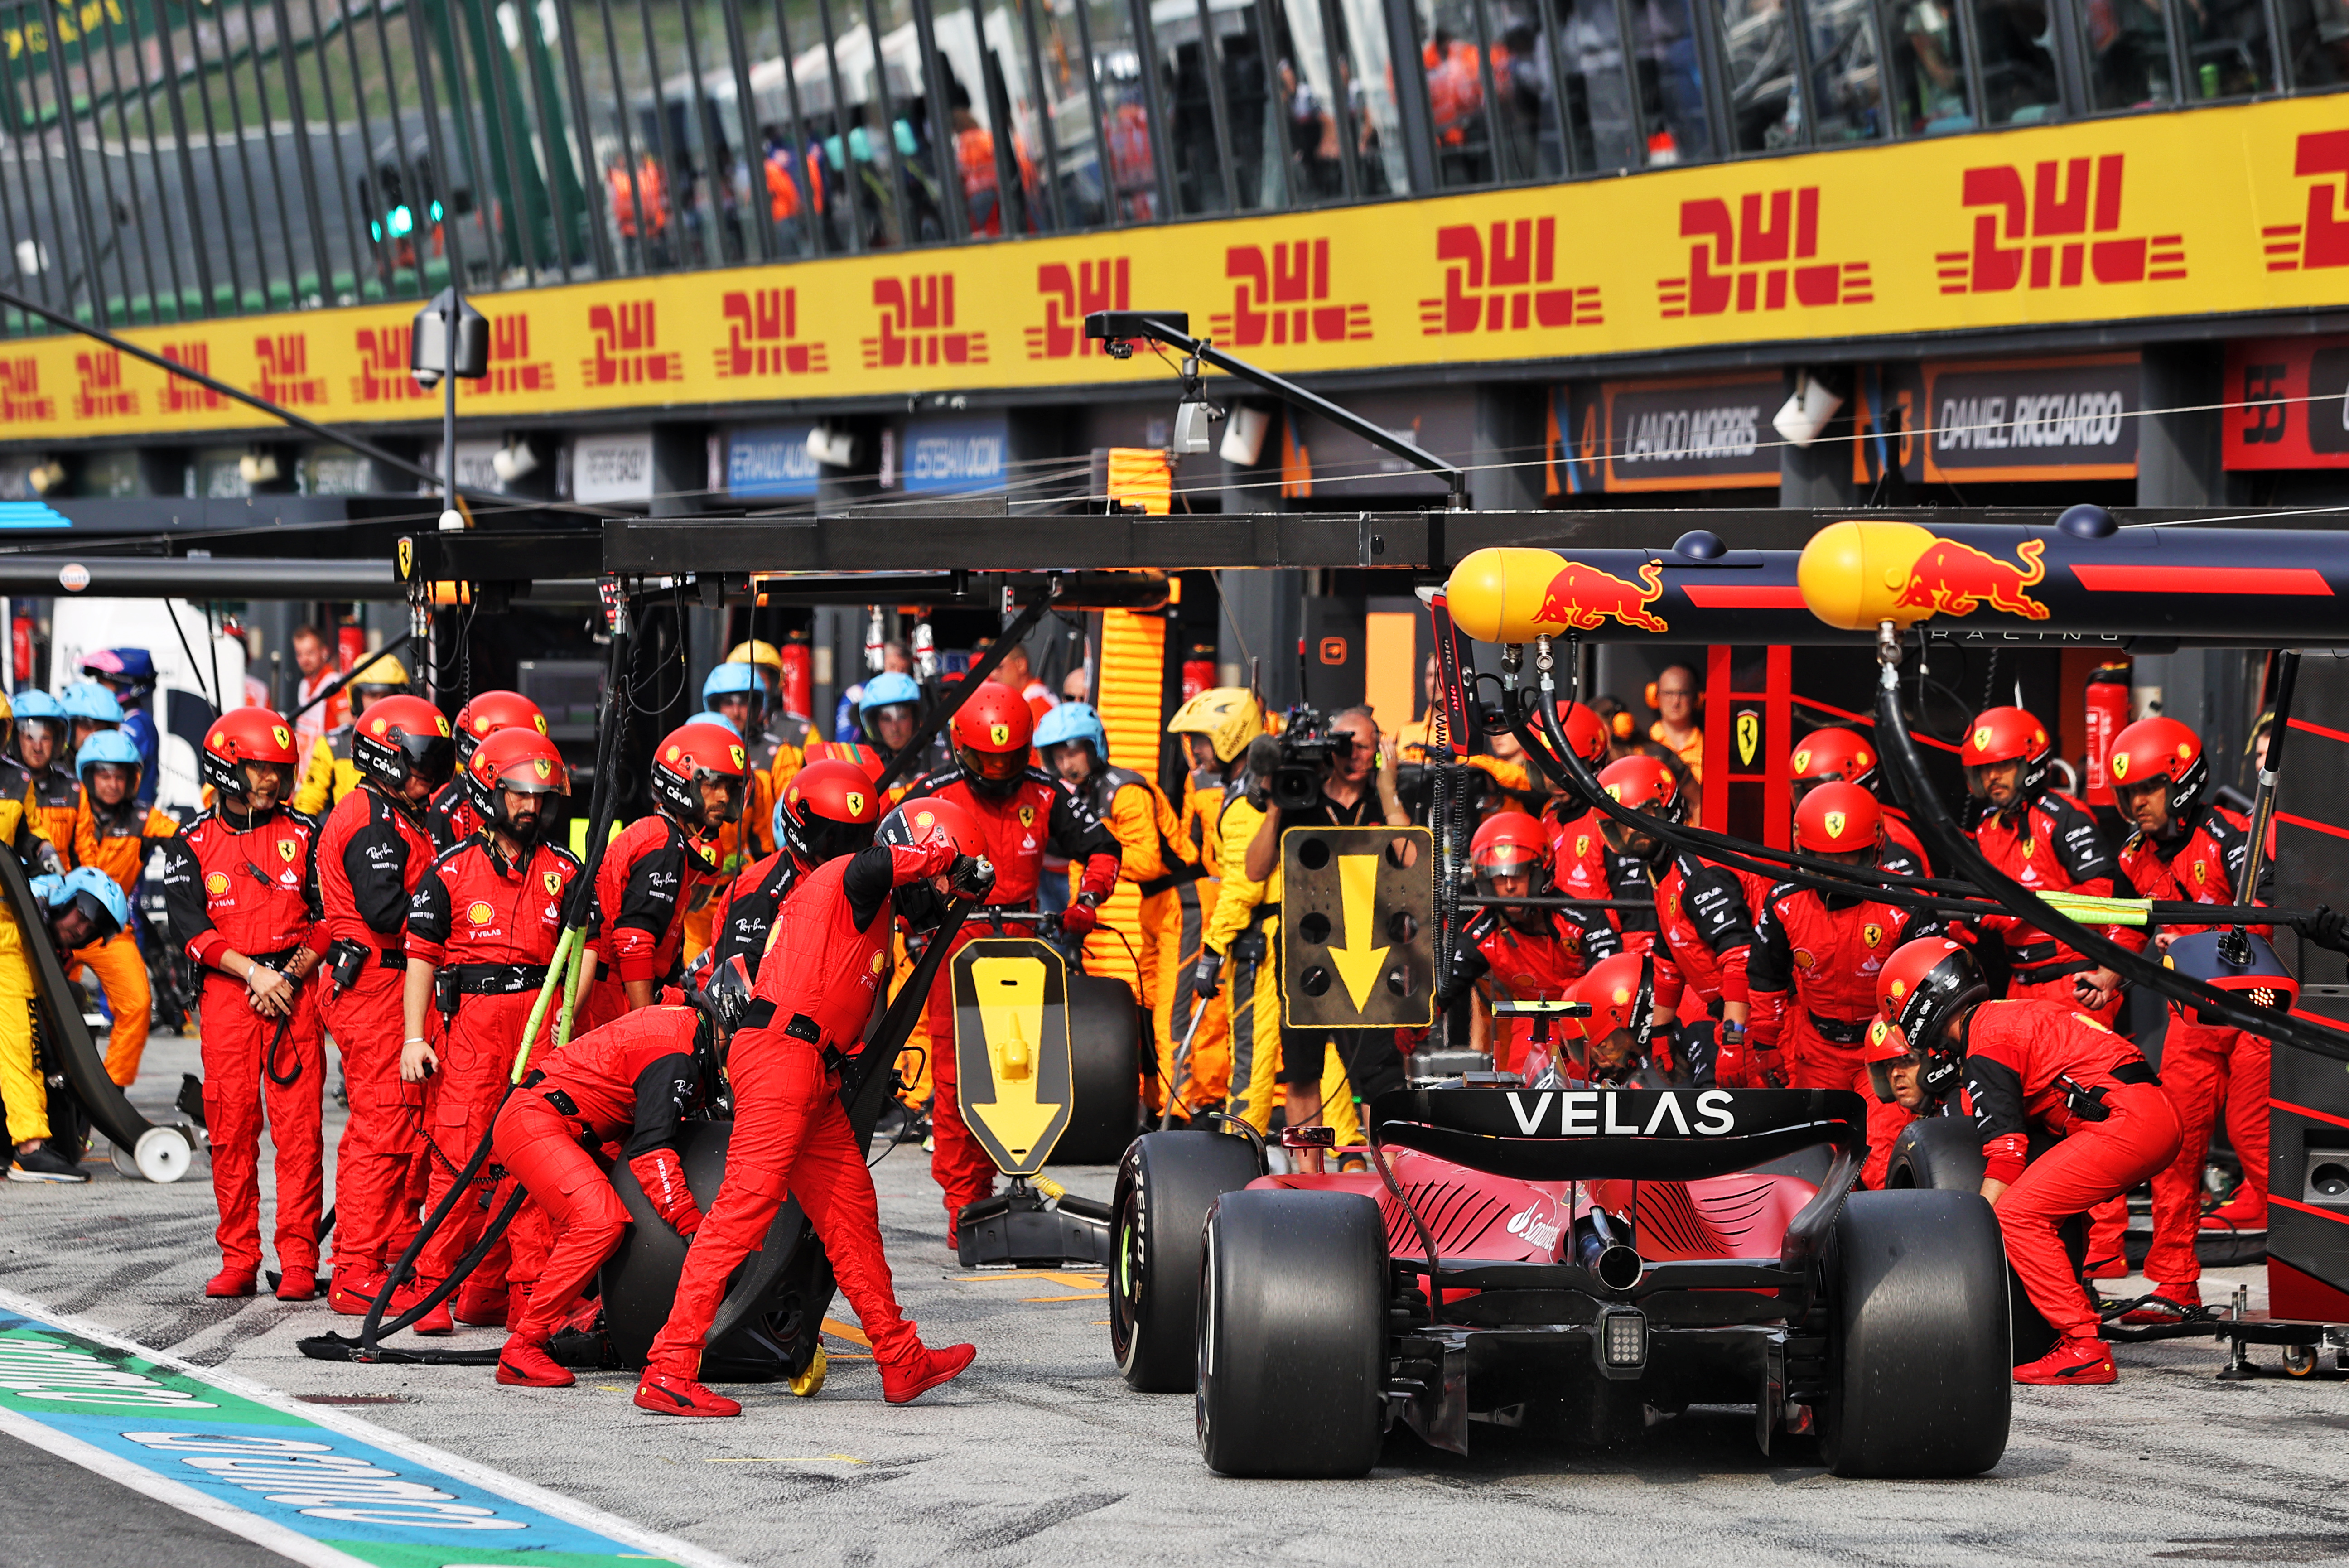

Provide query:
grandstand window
left=1636, top=0, right=1715, bottom=160
left=2172, top=0, right=2281, bottom=95
left=1545, top=0, right=1648, bottom=171
left=1966, top=0, right=2064, bottom=121
left=2075, top=0, right=2180, bottom=107
left=1802, top=0, right=1889, bottom=140
left=2279, top=0, right=2349, bottom=85
left=1882, top=0, right=1974, bottom=132
left=1716, top=0, right=1799, bottom=149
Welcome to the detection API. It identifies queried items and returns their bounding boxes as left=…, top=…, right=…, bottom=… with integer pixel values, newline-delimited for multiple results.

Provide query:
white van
left=44, top=598, right=250, bottom=815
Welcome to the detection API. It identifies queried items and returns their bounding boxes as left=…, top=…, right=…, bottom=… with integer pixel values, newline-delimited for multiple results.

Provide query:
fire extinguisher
left=2084, top=660, right=2131, bottom=806
left=1181, top=643, right=1215, bottom=703
left=778, top=632, right=813, bottom=723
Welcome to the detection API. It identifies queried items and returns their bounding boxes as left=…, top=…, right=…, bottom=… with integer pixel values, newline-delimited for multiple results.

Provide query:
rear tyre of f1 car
left=1818, top=1189, right=2010, bottom=1479
left=1056, top=974, right=1145, bottom=1166
left=1111, top=1130, right=1265, bottom=1392
left=1886, top=1115, right=2071, bottom=1366
left=1196, top=1189, right=1385, bottom=1477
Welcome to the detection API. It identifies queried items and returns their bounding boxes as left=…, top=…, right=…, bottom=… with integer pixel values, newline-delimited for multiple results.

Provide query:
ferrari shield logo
left=533, top=759, right=552, bottom=781
left=1823, top=811, right=1847, bottom=841
left=2193, top=860, right=2207, bottom=885
left=542, top=871, right=561, bottom=896
left=1973, top=725, right=1994, bottom=753
left=1576, top=835, right=1590, bottom=858
left=1792, top=748, right=1812, bottom=775
left=396, top=537, right=413, bottom=579
left=990, top=723, right=1012, bottom=748
left=271, top=725, right=292, bottom=750
left=1736, top=711, right=1759, bottom=767
left=845, top=790, right=866, bottom=817
left=277, top=839, right=298, bottom=863
left=1018, top=804, right=1036, bottom=828
left=1862, top=922, right=1884, bottom=948
left=2109, top=752, right=2131, bottom=782
left=730, top=744, right=746, bottom=770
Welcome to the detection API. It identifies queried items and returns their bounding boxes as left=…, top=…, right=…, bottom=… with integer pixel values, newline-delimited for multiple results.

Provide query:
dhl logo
left=1026, top=259, right=1128, bottom=360
left=1937, top=154, right=2184, bottom=293
left=2262, top=130, right=2349, bottom=273
left=1209, top=240, right=1371, bottom=347
left=582, top=300, right=682, bottom=386
left=1657, top=188, right=1872, bottom=318
left=715, top=288, right=826, bottom=377
left=351, top=324, right=434, bottom=403
left=160, top=342, right=223, bottom=413
left=862, top=274, right=986, bottom=369
left=255, top=333, right=326, bottom=406
left=72, top=348, right=135, bottom=419
left=0, top=356, right=51, bottom=423
left=488, top=313, right=555, bottom=395
left=1528, top=559, right=1669, bottom=634
left=1419, top=218, right=1601, bottom=336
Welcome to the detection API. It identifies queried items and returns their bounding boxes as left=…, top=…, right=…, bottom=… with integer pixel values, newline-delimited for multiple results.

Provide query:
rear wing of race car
left=1366, top=1087, right=1870, bottom=1321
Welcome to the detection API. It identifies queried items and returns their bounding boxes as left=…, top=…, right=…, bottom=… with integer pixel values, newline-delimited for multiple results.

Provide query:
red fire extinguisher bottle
left=2084, top=660, right=2132, bottom=807
left=779, top=632, right=814, bottom=723
left=1181, top=642, right=1216, bottom=703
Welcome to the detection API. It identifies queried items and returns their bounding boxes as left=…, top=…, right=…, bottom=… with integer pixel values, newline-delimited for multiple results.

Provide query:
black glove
left=1193, top=950, right=1224, bottom=998
left=948, top=854, right=996, bottom=901
left=2299, top=905, right=2349, bottom=955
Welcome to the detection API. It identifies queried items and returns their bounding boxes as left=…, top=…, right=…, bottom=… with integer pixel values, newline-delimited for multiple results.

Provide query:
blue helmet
left=42, top=865, right=128, bottom=942
left=1033, top=701, right=1107, bottom=763
left=686, top=709, right=738, bottom=731
left=59, top=681, right=124, bottom=724
left=81, top=647, right=157, bottom=698
left=702, top=662, right=764, bottom=707
left=12, top=689, right=63, bottom=724
left=859, top=671, right=921, bottom=712
left=76, top=729, right=142, bottom=787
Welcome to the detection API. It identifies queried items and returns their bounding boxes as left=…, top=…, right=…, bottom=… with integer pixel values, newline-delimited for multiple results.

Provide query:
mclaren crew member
left=683, top=678, right=780, bottom=965
left=900, top=683, right=1117, bottom=1240
left=5, top=866, right=119, bottom=1183
left=708, top=761, right=883, bottom=972
left=399, top=729, right=584, bottom=1333
left=60, top=680, right=123, bottom=757
left=855, top=671, right=928, bottom=786
left=13, top=691, right=81, bottom=857
left=581, top=722, right=749, bottom=1031
left=160, top=711, right=328, bottom=1300
left=1438, top=811, right=1619, bottom=1076
left=1873, top=936, right=2180, bottom=1385
left=1745, top=784, right=1944, bottom=1093
left=2110, top=716, right=2272, bottom=1316
left=67, top=730, right=178, bottom=1087
left=0, top=692, right=18, bottom=799
left=1162, top=688, right=1263, bottom=1118
left=79, top=648, right=160, bottom=807
left=1238, top=706, right=1412, bottom=1157
left=1789, top=726, right=1931, bottom=875
left=315, top=695, right=453, bottom=1317
left=491, top=990, right=725, bottom=1388
left=717, top=643, right=810, bottom=791
left=1961, top=705, right=2136, bottom=1021
left=427, top=690, right=548, bottom=850
left=294, top=653, right=411, bottom=817
left=1034, top=702, right=1203, bottom=1113
left=636, top=801, right=988, bottom=1416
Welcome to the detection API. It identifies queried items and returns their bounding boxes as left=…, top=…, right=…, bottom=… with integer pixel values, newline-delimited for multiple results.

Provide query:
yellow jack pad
left=950, top=937, right=1076, bottom=1176
left=789, top=1343, right=828, bottom=1398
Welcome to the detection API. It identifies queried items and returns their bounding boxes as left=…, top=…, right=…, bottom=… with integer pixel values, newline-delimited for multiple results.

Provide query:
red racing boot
left=275, top=1266, right=318, bottom=1302
left=452, top=1275, right=509, bottom=1328
left=327, top=1271, right=385, bottom=1317
left=2119, top=1283, right=2203, bottom=1326
left=2202, top=1197, right=2267, bottom=1229
left=496, top=1338, right=575, bottom=1388
left=395, top=1276, right=454, bottom=1336
left=2015, top=1334, right=2117, bottom=1385
left=204, top=1268, right=256, bottom=1298
left=880, top=1342, right=977, bottom=1405
left=634, top=1371, right=740, bottom=1418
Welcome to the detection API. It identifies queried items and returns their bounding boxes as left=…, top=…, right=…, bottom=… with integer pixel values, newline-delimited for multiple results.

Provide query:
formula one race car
left=1109, top=1086, right=2011, bottom=1479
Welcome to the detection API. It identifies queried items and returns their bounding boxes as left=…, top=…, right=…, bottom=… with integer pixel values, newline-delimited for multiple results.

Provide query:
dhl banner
left=11, top=95, right=2349, bottom=444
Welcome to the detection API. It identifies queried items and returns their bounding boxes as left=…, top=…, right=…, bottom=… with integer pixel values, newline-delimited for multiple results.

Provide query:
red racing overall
left=707, top=846, right=806, bottom=972
left=1748, top=883, right=1939, bottom=1093
left=1969, top=790, right=2135, bottom=1020
left=2119, top=804, right=2272, bottom=1284
left=423, top=779, right=480, bottom=852
left=1648, top=854, right=1763, bottom=1083
left=1445, top=906, right=1618, bottom=1074
left=645, top=836, right=958, bottom=1379
left=1963, top=999, right=2182, bottom=1339
left=405, top=835, right=584, bottom=1288
left=582, top=815, right=714, bottom=1031
left=492, top=1004, right=709, bottom=1345
left=161, top=804, right=327, bottom=1280
left=900, top=765, right=1116, bottom=1236
left=315, top=783, right=436, bottom=1292
left=1546, top=807, right=1658, bottom=955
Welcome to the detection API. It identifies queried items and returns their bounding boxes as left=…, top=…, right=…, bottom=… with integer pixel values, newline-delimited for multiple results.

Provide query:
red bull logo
left=1892, top=537, right=2050, bottom=621
left=1529, top=560, right=1669, bottom=635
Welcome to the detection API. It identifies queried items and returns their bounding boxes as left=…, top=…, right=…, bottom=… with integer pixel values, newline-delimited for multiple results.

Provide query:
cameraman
left=1237, top=708, right=1408, bottom=1159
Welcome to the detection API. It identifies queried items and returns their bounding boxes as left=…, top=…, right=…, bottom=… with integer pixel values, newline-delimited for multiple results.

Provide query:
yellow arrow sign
left=966, top=956, right=1064, bottom=1160
left=1327, top=852, right=1390, bottom=1013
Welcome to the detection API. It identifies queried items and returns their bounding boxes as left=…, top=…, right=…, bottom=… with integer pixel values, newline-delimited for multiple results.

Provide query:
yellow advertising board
left=10, top=94, right=2349, bottom=444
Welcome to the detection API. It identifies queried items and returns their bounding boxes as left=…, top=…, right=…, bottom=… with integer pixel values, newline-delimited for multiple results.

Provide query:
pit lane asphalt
left=4, top=1028, right=2343, bottom=1568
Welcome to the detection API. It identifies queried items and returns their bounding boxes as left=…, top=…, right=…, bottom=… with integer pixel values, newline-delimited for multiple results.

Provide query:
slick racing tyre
left=1111, top=1129, right=1265, bottom=1392
left=1886, top=1116, right=2073, bottom=1366
left=1057, top=974, right=1144, bottom=1166
left=1819, top=1190, right=2010, bottom=1479
left=1196, top=1189, right=1385, bottom=1478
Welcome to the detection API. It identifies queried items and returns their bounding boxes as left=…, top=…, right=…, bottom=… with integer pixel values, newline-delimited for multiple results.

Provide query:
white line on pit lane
left=0, top=1283, right=744, bottom=1568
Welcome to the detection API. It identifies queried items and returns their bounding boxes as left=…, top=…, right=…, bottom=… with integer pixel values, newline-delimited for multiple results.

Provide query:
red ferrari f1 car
left=1110, top=1086, right=2012, bottom=1479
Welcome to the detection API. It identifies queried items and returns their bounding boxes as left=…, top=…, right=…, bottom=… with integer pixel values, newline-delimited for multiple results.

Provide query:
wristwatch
left=1075, top=891, right=1101, bottom=909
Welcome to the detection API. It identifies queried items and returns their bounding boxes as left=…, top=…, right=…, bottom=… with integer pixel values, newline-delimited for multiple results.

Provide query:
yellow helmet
left=726, top=639, right=784, bottom=673
left=1167, top=686, right=1263, bottom=764
left=349, top=652, right=410, bottom=691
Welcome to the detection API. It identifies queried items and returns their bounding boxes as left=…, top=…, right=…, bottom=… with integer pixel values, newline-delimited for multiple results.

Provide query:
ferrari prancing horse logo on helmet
left=845, top=791, right=867, bottom=818
left=1823, top=811, right=1847, bottom=841
left=2109, top=752, right=2131, bottom=782
left=272, top=725, right=292, bottom=750
left=989, top=723, right=1011, bottom=748
left=1973, top=726, right=1993, bottom=752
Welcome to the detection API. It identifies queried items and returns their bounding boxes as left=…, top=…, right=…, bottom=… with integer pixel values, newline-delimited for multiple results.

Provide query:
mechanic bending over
left=1585, top=754, right=1738, bottom=1083
left=1870, top=936, right=2180, bottom=1386
left=1237, top=706, right=1412, bottom=1163
left=1437, top=810, right=1618, bottom=1077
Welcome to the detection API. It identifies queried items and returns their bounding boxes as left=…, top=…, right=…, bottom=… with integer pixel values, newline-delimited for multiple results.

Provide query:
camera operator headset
left=1222, top=705, right=1408, bottom=1160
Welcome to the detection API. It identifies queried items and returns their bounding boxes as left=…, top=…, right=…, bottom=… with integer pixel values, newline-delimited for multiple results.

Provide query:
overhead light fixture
left=807, top=425, right=859, bottom=468
left=1219, top=403, right=1270, bottom=467
left=238, top=449, right=280, bottom=486
left=491, top=438, right=538, bottom=483
left=1171, top=355, right=1222, bottom=455
left=1772, top=369, right=1846, bottom=449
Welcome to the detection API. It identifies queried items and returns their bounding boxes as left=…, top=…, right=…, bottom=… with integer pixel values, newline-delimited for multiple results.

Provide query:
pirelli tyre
left=1056, top=973, right=1144, bottom=1167
left=1818, top=1190, right=2011, bottom=1479
left=1885, top=1115, right=2072, bottom=1366
left=1110, top=1129, right=1265, bottom=1392
left=1196, top=1189, right=1385, bottom=1477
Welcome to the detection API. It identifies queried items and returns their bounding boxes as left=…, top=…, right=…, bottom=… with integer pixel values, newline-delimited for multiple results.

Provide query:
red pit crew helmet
left=1875, top=936, right=1983, bottom=1103
left=950, top=682, right=1034, bottom=800
left=652, top=721, right=752, bottom=830
left=1789, top=726, right=1879, bottom=800
left=452, top=689, right=549, bottom=764
left=352, top=694, right=457, bottom=793
left=776, top=758, right=883, bottom=867
left=1960, top=705, right=2053, bottom=799
left=1793, top=781, right=1881, bottom=855
left=465, top=728, right=570, bottom=844
left=202, top=708, right=300, bottom=803
left=1471, top=811, right=1553, bottom=898
left=2107, top=715, right=2208, bottom=822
